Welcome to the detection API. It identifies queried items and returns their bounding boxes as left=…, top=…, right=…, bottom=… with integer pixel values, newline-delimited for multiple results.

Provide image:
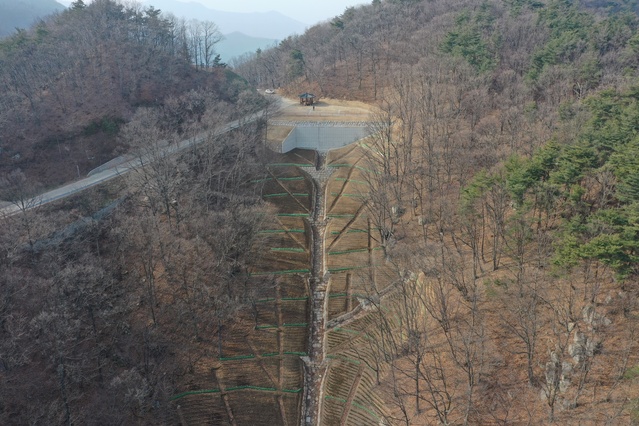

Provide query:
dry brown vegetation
left=3, top=0, right=639, bottom=425
left=0, top=0, right=243, bottom=190
left=234, top=0, right=639, bottom=424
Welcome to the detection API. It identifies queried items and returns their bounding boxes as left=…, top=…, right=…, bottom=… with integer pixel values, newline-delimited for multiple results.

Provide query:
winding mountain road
left=0, top=97, right=295, bottom=217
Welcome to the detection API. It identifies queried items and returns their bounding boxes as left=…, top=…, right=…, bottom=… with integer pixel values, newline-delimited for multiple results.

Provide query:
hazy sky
left=58, top=0, right=369, bottom=25
left=184, top=0, right=367, bottom=24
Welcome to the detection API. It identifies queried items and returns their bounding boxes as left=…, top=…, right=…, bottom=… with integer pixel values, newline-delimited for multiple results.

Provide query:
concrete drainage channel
left=299, top=154, right=334, bottom=426
left=287, top=147, right=390, bottom=426
left=273, top=116, right=377, bottom=424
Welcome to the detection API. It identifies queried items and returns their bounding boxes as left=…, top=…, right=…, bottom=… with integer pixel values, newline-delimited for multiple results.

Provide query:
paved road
left=0, top=96, right=295, bottom=217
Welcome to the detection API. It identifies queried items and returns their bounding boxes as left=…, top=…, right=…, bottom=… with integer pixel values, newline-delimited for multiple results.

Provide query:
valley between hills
left=2, top=0, right=639, bottom=425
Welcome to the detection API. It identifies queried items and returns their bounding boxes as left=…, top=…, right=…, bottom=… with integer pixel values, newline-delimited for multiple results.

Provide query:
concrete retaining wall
left=281, top=125, right=371, bottom=153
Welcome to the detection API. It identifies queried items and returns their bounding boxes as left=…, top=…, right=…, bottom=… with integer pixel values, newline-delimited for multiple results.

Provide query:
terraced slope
left=169, top=149, right=314, bottom=426
left=170, top=144, right=395, bottom=425
left=319, top=145, right=396, bottom=426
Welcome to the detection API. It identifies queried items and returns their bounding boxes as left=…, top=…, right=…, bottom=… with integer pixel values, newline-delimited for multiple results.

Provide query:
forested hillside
left=3, top=0, right=639, bottom=424
left=0, top=0, right=276, bottom=424
left=0, top=0, right=243, bottom=187
left=235, top=0, right=639, bottom=424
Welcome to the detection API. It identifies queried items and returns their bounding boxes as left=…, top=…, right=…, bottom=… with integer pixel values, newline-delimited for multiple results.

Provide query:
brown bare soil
left=272, top=97, right=373, bottom=123
left=266, top=126, right=294, bottom=147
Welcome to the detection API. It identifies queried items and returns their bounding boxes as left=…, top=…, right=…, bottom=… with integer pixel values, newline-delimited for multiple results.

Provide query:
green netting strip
left=324, top=395, right=381, bottom=420
left=330, top=229, right=367, bottom=235
left=219, top=351, right=308, bottom=361
left=273, top=352, right=307, bottom=357
left=325, top=395, right=347, bottom=403
left=219, top=354, right=255, bottom=361
left=328, top=293, right=347, bottom=298
left=256, top=297, right=309, bottom=303
left=270, top=247, right=306, bottom=253
left=327, top=354, right=379, bottom=374
left=264, top=193, right=309, bottom=198
left=330, top=193, right=367, bottom=198
left=250, top=269, right=310, bottom=276
left=353, top=401, right=382, bottom=419
left=328, top=247, right=382, bottom=255
left=334, top=327, right=360, bottom=335
left=172, top=386, right=302, bottom=400
left=329, top=293, right=371, bottom=299
left=358, top=142, right=384, bottom=157
left=252, top=177, right=305, bottom=183
left=333, top=327, right=374, bottom=343
left=327, top=354, right=361, bottom=365
left=256, top=323, right=308, bottom=329
left=328, top=266, right=369, bottom=273
left=277, top=213, right=310, bottom=217
left=334, top=178, right=369, bottom=185
left=258, top=229, right=305, bottom=234
left=328, top=248, right=366, bottom=255
left=252, top=266, right=373, bottom=276
left=228, top=386, right=276, bottom=392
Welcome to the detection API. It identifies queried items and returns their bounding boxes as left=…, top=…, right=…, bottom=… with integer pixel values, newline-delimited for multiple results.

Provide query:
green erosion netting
left=328, top=247, right=382, bottom=255
left=258, top=229, right=305, bottom=234
left=327, top=266, right=370, bottom=273
left=263, top=193, right=309, bottom=198
left=172, top=386, right=303, bottom=401
left=250, top=269, right=310, bottom=276
left=256, top=296, right=309, bottom=303
left=328, top=293, right=370, bottom=299
left=268, top=163, right=314, bottom=167
left=218, top=351, right=308, bottom=361
left=171, top=145, right=388, bottom=423
left=330, top=229, right=366, bottom=234
left=323, top=395, right=381, bottom=420
left=330, top=193, right=367, bottom=198
left=252, top=177, right=306, bottom=183
left=270, top=247, right=306, bottom=253
left=255, top=323, right=308, bottom=329
left=334, top=178, right=369, bottom=185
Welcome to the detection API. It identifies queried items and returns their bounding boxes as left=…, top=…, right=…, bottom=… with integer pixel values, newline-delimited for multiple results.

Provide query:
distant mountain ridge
left=216, top=32, right=278, bottom=64
left=0, top=0, right=65, bottom=37
left=145, top=0, right=307, bottom=40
